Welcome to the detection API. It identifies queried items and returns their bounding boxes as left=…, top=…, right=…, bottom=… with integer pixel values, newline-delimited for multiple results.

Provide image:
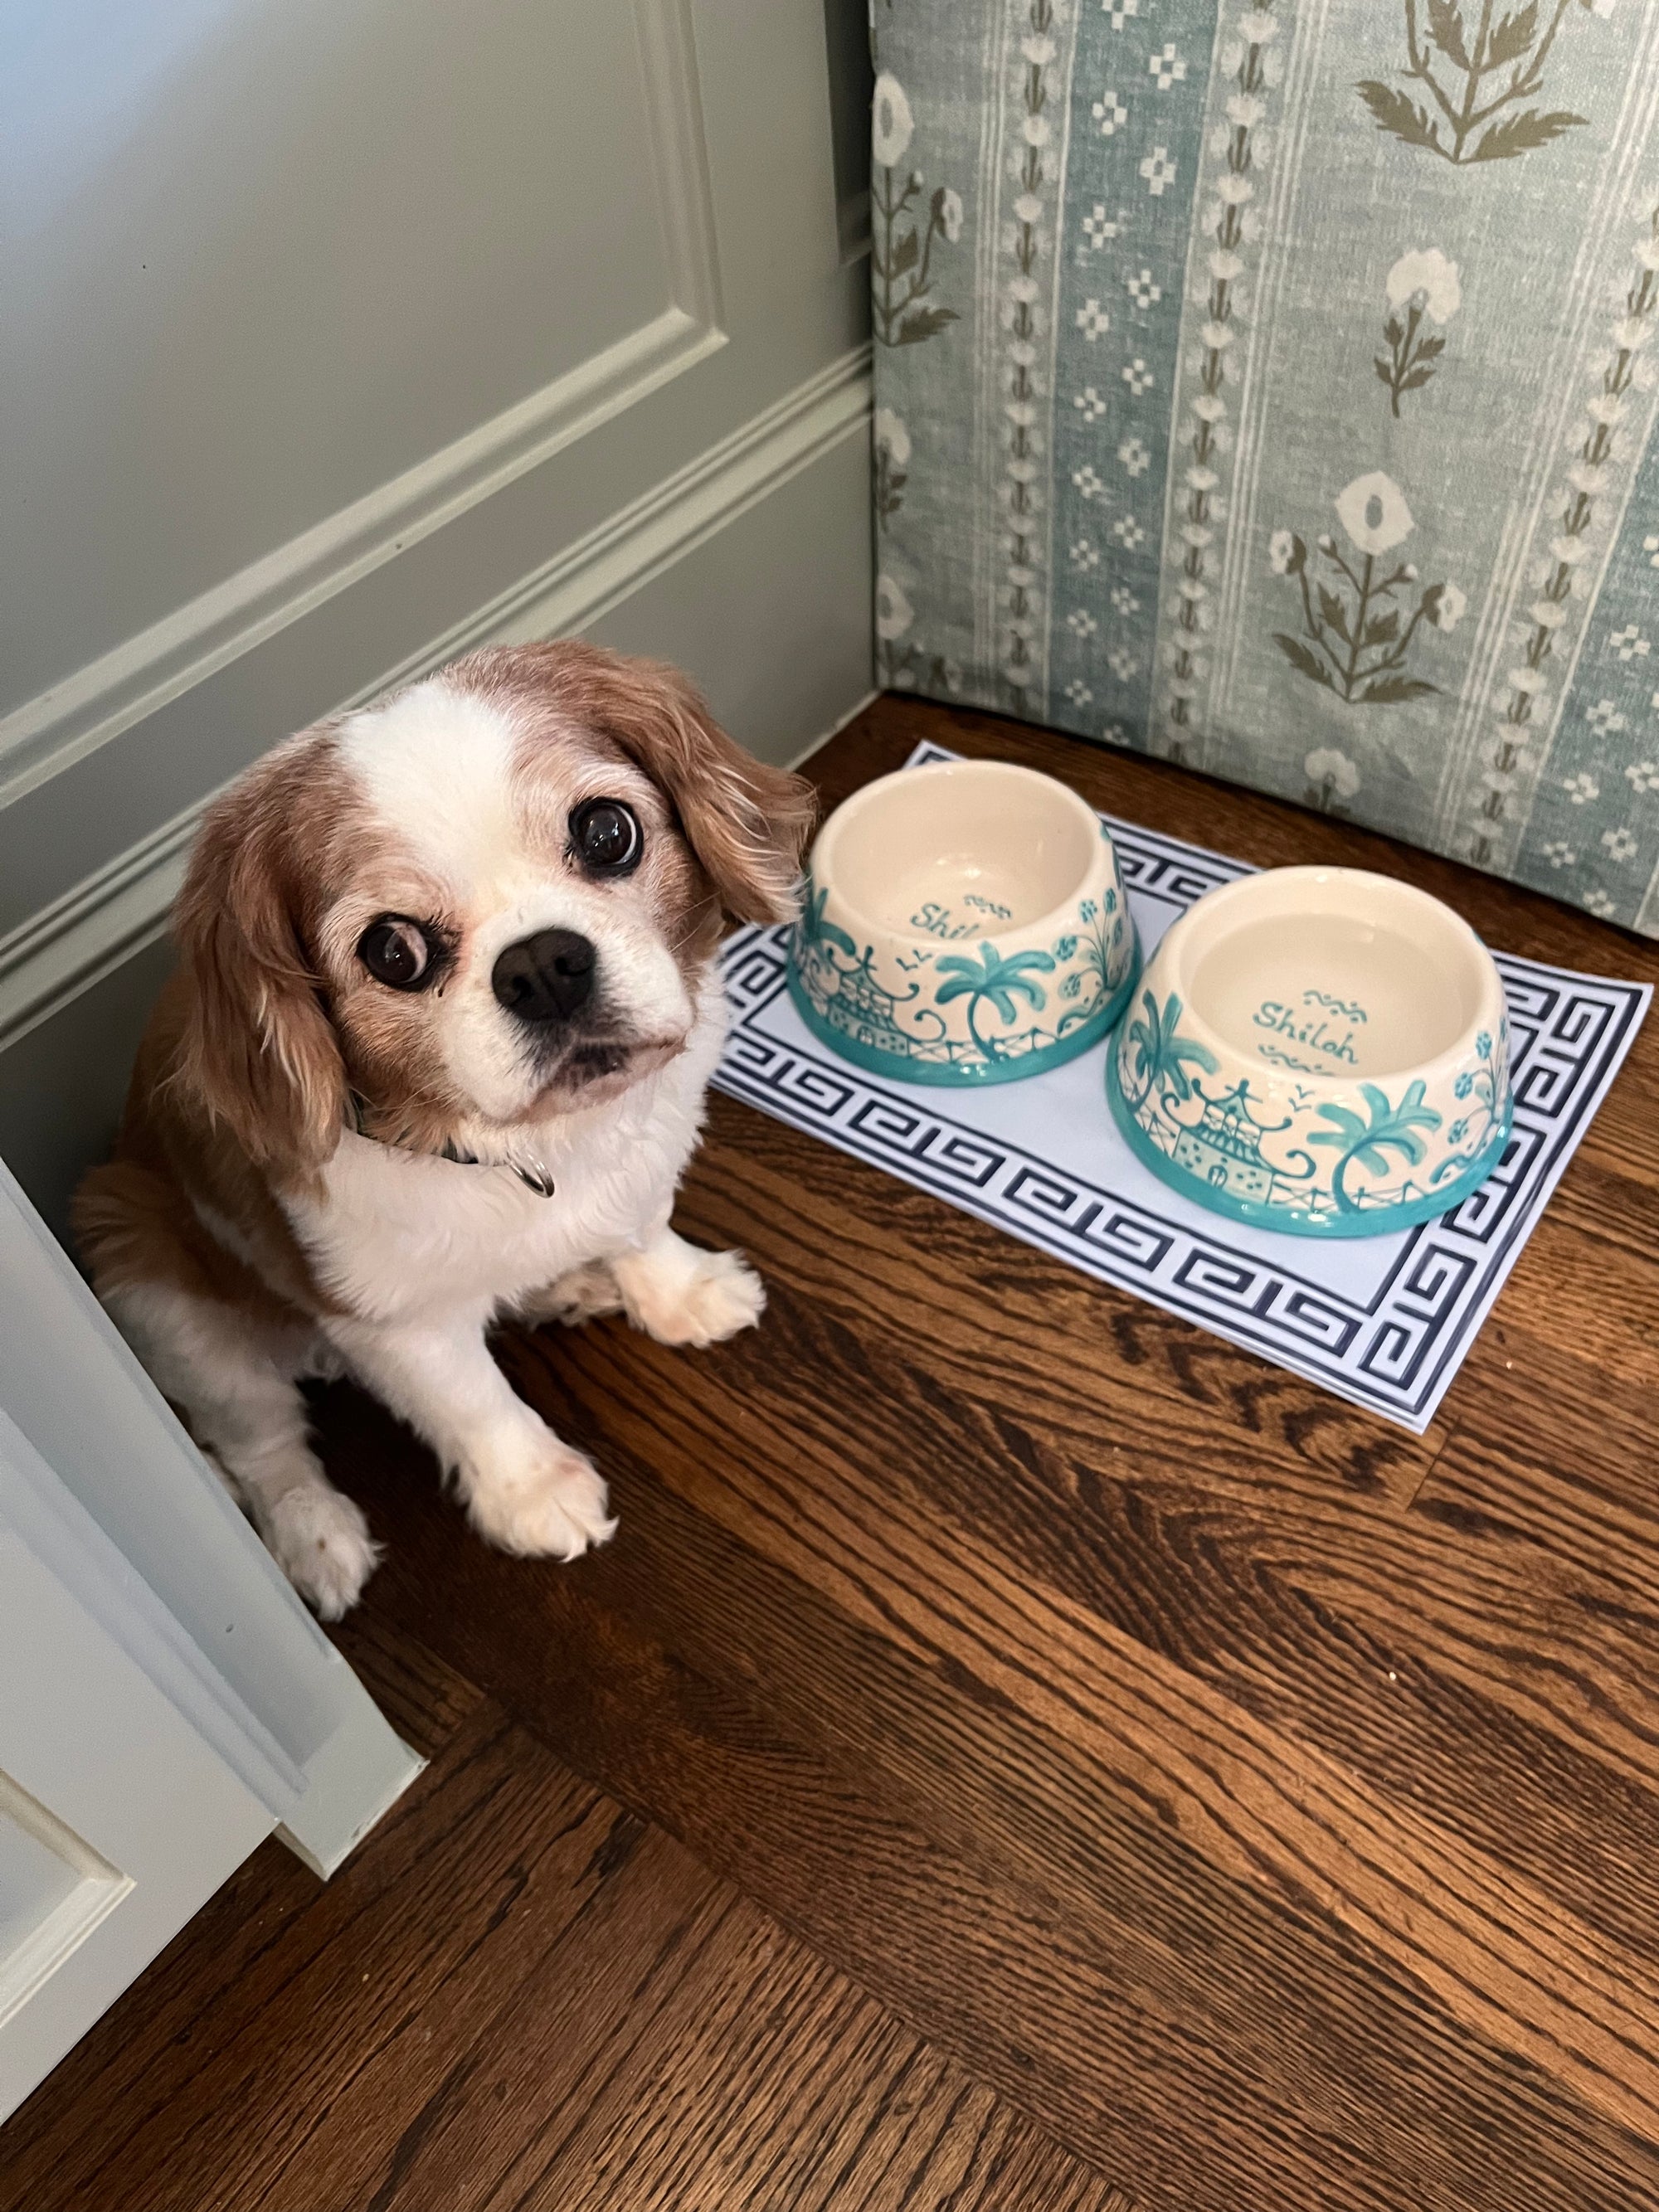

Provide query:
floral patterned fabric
left=872, top=0, right=1659, bottom=932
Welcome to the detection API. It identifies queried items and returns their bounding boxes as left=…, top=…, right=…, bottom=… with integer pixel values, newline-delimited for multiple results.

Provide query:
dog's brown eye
left=572, top=798, right=643, bottom=876
left=358, top=916, right=434, bottom=990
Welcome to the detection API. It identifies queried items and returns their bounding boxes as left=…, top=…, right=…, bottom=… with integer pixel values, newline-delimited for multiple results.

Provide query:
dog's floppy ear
left=171, top=738, right=348, bottom=1174
left=582, top=650, right=816, bottom=924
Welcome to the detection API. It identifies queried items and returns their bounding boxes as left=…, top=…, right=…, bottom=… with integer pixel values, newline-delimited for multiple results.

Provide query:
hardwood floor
left=6, top=695, right=1659, bottom=2210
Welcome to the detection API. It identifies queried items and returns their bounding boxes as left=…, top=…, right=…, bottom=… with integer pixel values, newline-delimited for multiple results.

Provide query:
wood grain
left=6, top=695, right=1658, bottom=2210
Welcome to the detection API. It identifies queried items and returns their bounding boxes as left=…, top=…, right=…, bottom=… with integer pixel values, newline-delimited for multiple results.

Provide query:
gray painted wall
left=0, top=0, right=875, bottom=1232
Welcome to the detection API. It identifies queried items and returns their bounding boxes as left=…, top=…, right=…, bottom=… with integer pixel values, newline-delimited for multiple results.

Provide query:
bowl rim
left=1135, top=863, right=1507, bottom=1091
left=808, top=758, right=1113, bottom=950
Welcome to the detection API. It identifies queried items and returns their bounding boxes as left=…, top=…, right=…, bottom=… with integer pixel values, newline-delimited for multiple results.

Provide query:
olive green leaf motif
left=935, top=943, right=1056, bottom=1062
left=1125, top=989, right=1219, bottom=1111
left=1308, top=1079, right=1443, bottom=1212
left=1357, top=1, right=1608, bottom=168
left=872, top=73, right=961, bottom=348
left=1269, top=474, right=1465, bottom=707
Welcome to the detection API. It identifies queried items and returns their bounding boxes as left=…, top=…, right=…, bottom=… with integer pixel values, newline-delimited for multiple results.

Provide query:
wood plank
left=328, top=1385, right=1659, bottom=2212
left=503, top=1894, right=1133, bottom=2212
left=619, top=1136, right=1659, bottom=1941
left=327, top=1602, right=486, bottom=1758
left=500, top=1310, right=1659, bottom=2142
left=0, top=1704, right=624, bottom=2212
left=679, top=1093, right=1445, bottom=1507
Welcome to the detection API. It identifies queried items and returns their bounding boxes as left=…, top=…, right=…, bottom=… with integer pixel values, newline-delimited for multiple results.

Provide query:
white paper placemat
left=714, top=744, right=1651, bottom=1432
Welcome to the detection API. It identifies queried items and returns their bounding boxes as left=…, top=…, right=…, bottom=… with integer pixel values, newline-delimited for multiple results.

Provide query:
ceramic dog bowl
left=789, top=759, right=1139, bottom=1085
left=1106, top=865, right=1513, bottom=1237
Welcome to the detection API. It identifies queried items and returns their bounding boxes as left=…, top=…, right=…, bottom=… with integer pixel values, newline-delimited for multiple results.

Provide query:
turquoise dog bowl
left=1106, top=865, right=1513, bottom=1237
left=789, top=758, right=1138, bottom=1085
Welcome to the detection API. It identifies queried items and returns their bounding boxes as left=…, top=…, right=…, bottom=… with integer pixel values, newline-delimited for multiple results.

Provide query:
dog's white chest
left=287, top=994, right=724, bottom=1325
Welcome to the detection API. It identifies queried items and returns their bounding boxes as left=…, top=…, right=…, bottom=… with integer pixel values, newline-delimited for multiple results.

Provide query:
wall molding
left=0, top=344, right=873, bottom=1056
left=0, top=0, right=724, bottom=815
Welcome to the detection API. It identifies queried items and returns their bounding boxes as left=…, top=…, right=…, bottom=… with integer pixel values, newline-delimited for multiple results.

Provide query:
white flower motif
left=1508, top=668, right=1546, bottom=693
left=1118, top=435, right=1151, bottom=475
left=1093, top=90, right=1128, bottom=135
left=1082, top=204, right=1120, bottom=249
left=1063, top=678, right=1095, bottom=707
left=1192, top=395, right=1228, bottom=423
left=1209, top=248, right=1244, bottom=281
left=1385, top=249, right=1462, bottom=323
left=1070, top=537, right=1101, bottom=571
left=1111, top=584, right=1141, bottom=615
left=1586, top=0, right=1617, bottom=17
left=1430, top=582, right=1467, bottom=632
left=1603, top=825, right=1639, bottom=862
left=1563, top=771, right=1601, bottom=804
left=937, top=187, right=964, bottom=243
left=1305, top=747, right=1361, bottom=799
left=1149, top=43, right=1187, bottom=88
left=1107, top=645, right=1138, bottom=680
left=1586, top=697, right=1627, bottom=736
left=873, top=409, right=911, bottom=466
left=1610, top=623, right=1651, bottom=661
left=1227, top=93, right=1267, bottom=128
left=1238, top=10, right=1279, bottom=40
left=1647, top=532, right=1659, bottom=568
left=1550, top=533, right=1591, bottom=566
left=1540, top=841, right=1577, bottom=869
left=1077, top=298, right=1111, bottom=340
left=1073, top=464, right=1106, bottom=499
left=1122, top=357, right=1154, bottom=396
left=1023, top=34, right=1058, bottom=64
left=1334, top=472, right=1414, bottom=556
left=1111, top=515, right=1146, bottom=548
left=1140, top=145, right=1178, bottom=195
left=1214, top=173, right=1254, bottom=205
left=1583, top=888, right=1618, bottom=918
left=1067, top=609, right=1098, bottom=639
left=872, top=75, right=915, bottom=169
left=1126, top=267, right=1162, bottom=309
left=1073, top=386, right=1107, bottom=422
left=1627, top=759, right=1659, bottom=791
left=1022, top=113, right=1052, bottom=147
left=875, top=573, right=914, bottom=640
left=1268, top=529, right=1298, bottom=575
left=1530, top=599, right=1568, bottom=630
left=1636, top=236, right=1659, bottom=273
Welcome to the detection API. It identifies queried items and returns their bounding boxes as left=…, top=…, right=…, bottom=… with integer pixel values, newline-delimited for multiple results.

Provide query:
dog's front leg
left=611, top=1219, right=766, bottom=1348
left=324, top=1312, right=615, bottom=1559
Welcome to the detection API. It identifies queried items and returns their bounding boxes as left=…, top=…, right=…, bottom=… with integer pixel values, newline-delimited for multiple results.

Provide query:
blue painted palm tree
left=1309, top=1080, right=1443, bottom=1213
left=934, top=942, right=1056, bottom=1062
left=1124, top=989, right=1218, bottom=1110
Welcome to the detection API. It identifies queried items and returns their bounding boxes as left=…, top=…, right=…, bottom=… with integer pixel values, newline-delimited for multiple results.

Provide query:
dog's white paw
left=620, top=1245, right=766, bottom=1349
left=517, top=1261, right=625, bottom=1330
left=265, top=1486, right=381, bottom=1620
left=459, top=1425, right=617, bottom=1561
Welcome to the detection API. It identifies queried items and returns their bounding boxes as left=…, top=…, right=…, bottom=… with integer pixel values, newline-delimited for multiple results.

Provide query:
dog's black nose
left=491, top=929, right=596, bottom=1023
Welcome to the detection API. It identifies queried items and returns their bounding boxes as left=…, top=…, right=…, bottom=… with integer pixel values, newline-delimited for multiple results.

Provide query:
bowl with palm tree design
left=1106, top=866, right=1513, bottom=1237
left=789, top=758, right=1138, bottom=1085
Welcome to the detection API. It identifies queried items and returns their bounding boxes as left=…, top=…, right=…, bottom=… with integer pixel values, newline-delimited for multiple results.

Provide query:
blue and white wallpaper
left=872, top=0, right=1659, bottom=934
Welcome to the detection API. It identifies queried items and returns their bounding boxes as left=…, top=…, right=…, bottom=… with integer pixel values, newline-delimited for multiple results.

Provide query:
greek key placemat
left=713, top=746, right=1650, bottom=1432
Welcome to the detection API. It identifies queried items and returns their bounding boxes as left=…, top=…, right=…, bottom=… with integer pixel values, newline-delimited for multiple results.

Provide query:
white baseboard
left=0, top=348, right=872, bottom=1060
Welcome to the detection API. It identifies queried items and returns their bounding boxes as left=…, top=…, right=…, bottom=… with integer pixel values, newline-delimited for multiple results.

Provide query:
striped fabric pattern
left=873, top=0, right=1659, bottom=934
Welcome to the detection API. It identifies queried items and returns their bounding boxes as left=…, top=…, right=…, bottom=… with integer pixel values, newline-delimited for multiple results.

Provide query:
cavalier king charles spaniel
left=75, top=642, right=814, bottom=1617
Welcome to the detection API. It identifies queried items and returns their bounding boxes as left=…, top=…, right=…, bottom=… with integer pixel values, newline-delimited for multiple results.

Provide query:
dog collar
left=348, top=1092, right=556, bottom=1198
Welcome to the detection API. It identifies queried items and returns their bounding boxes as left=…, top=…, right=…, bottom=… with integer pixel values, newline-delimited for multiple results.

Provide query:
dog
left=75, top=641, right=814, bottom=1618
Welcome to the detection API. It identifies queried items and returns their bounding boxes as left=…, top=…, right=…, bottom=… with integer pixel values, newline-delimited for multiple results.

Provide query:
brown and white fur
left=75, top=642, right=814, bottom=1618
